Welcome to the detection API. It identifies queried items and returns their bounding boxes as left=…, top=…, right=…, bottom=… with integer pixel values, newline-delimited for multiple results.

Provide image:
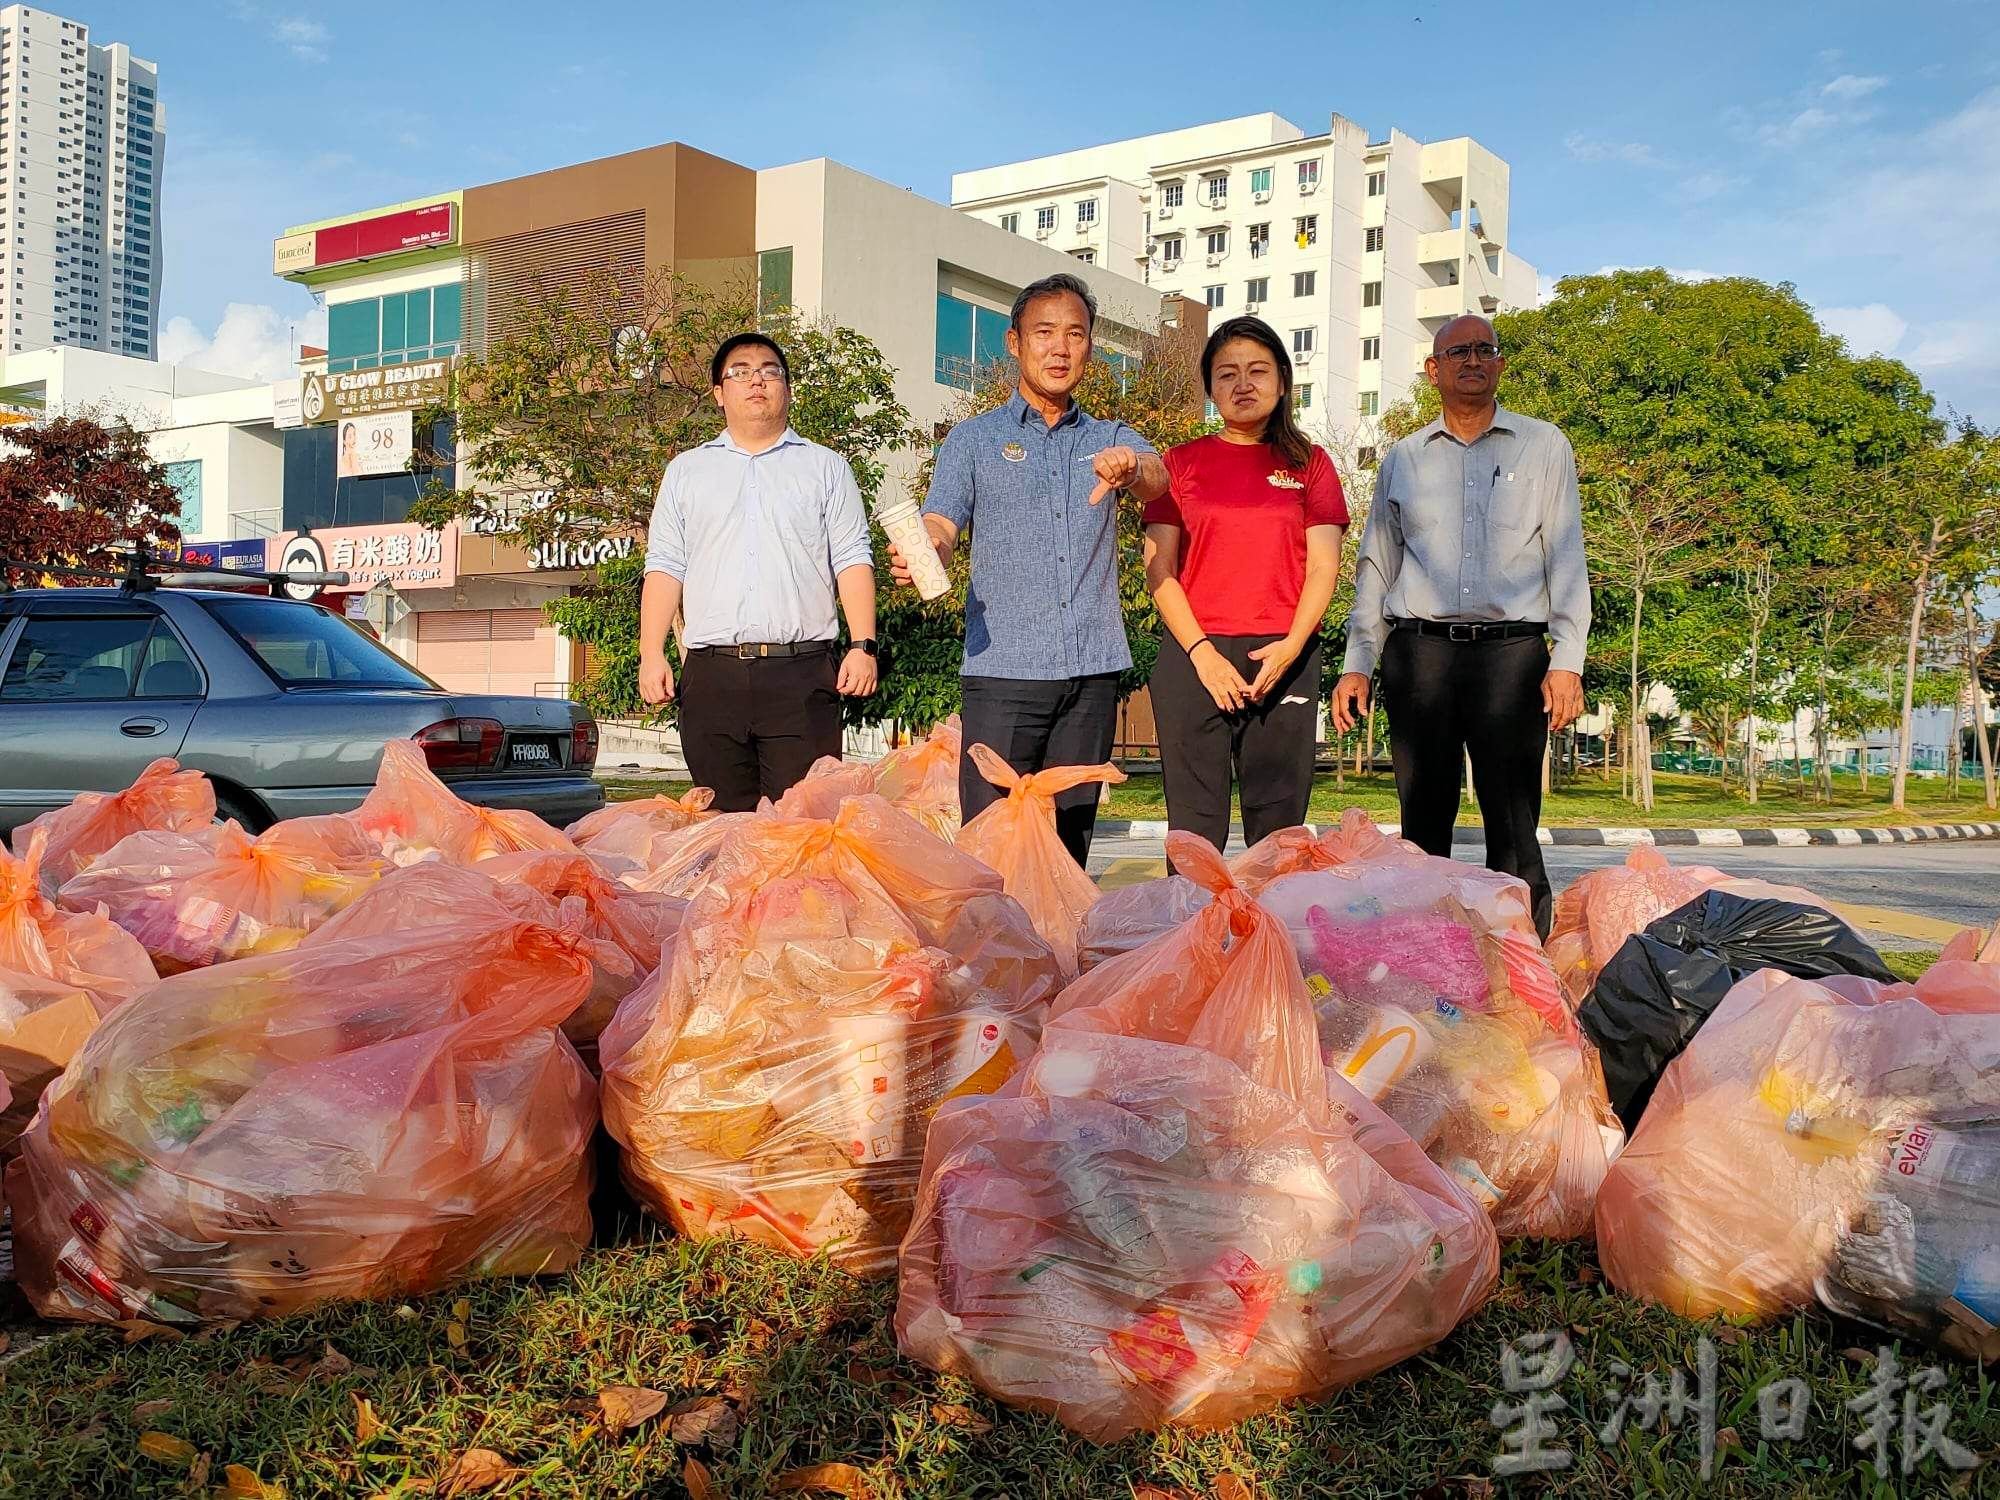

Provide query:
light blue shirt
left=644, top=427, right=873, bottom=648
left=1343, top=405, right=1591, bottom=677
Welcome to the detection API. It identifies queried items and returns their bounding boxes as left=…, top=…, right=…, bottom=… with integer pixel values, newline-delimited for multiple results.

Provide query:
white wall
left=952, top=114, right=1302, bottom=204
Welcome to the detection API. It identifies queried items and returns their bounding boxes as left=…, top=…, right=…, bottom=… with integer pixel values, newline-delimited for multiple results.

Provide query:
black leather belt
left=1391, top=618, right=1547, bottom=643
left=690, top=640, right=835, bottom=660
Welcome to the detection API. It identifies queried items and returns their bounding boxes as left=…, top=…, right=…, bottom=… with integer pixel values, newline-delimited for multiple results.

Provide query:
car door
left=0, top=600, right=207, bottom=830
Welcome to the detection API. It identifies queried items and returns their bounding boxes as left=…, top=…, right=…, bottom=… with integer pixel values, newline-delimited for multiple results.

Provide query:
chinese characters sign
left=271, top=524, right=457, bottom=593
left=301, top=358, right=454, bottom=424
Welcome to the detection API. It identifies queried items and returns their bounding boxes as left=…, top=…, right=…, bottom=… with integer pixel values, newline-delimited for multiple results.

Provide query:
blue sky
left=104, top=0, right=2000, bottom=422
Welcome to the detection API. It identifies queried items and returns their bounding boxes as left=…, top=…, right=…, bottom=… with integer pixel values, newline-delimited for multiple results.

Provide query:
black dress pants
left=678, top=645, right=842, bottom=812
left=958, top=672, right=1120, bottom=866
left=1150, top=633, right=1322, bottom=853
left=1378, top=626, right=1553, bottom=936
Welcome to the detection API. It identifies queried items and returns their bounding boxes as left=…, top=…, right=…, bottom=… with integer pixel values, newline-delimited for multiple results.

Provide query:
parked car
left=0, top=585, right=604, bottom=838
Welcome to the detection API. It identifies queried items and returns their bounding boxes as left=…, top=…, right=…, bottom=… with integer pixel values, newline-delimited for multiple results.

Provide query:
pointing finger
left=1087, top=477, right=1112, bottom=505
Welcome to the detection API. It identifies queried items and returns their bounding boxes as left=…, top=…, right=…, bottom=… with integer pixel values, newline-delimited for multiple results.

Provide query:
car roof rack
left=0, top=547, right=349, bottom=595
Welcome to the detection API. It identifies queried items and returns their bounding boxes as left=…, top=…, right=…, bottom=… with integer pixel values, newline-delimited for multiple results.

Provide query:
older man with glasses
left=1331, top=314, right=1589, bottom=936
left=639, top=331, right=878, bottom=809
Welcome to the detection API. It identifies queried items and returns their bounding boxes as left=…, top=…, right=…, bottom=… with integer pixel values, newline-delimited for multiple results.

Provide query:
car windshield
left=207, top=597, right=436, bottom=690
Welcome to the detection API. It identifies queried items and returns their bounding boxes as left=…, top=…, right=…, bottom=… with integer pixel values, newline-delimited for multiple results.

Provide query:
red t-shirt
left=1144, top=436, right=1349, bottom=636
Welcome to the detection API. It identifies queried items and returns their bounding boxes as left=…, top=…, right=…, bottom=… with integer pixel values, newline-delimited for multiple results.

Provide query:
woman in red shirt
left=1143, top=316, right=1349, bottom=851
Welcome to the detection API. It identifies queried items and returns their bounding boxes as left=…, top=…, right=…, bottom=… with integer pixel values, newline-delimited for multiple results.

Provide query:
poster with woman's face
left=336, top=409, right=415, bottom=479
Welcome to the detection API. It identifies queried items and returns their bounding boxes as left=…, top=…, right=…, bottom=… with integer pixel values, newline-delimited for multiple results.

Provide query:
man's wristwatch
left=852, top=638, right=878, bottom=657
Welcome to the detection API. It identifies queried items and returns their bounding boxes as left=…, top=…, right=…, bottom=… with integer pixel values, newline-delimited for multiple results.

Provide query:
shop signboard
left=301, top=356, right=454, bottom=424
left=273, top=522, right=458, bottom=592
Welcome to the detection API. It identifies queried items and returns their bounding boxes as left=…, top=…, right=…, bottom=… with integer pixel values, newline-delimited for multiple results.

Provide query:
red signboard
left=311, top=202, right=455, bottom=269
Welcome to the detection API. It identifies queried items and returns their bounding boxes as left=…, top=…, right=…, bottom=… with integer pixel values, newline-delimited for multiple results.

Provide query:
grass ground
left=602, top=767, right=2000, bottom=830
left=4, top=1224, right=1995, bottom=1500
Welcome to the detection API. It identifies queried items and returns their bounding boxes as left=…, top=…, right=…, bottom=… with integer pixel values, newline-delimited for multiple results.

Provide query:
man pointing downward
left=1332, top=315, right=1589, bottom=936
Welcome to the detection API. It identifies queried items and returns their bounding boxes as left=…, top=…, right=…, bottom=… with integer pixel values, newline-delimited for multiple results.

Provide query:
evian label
left=1889, top=1122, right=1949, bottom=1182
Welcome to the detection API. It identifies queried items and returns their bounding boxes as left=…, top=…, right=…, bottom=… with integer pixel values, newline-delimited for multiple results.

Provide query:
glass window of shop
left=281, top=417, right=456, bottom=532
left=325, top=284, right=463, bottom=373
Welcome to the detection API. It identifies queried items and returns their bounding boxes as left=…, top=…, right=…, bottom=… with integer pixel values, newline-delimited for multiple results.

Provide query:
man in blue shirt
left=640, top=332, right=878, bottom=809
left=891, top=273, right=1167, bottom=863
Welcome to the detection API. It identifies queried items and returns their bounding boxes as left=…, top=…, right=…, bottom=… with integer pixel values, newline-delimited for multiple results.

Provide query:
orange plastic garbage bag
left=600, top=791, right=1062, bottom=1277
left=896, top=833, right=1499, bottom=1441
left=954, top=744, right=1123, bottom=977
left=1257, top=847, right=1620, bottom=1240
left=1546, top=846, right=1836, bottom=1006
left=7, top=914, right=598, bottom=1326
left=351, top=740, right=577, bottom=866
left=1596, top=950, right=2000, bottom=1361
left=870, top=716, right=962, bottom=840
left=2, top=832, right=157, bottom=1147
left=616, top=811, right=755, bottom=898
left=9, top=758, right=215, bottom=889
left=58, top=817, right=388, bottom=974
left=567, top=788, right=715, bottom=879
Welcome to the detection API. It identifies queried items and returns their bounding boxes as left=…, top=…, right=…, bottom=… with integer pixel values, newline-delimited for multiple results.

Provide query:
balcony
left=1416, top=283, right=1468, bottom=322
left=1417, top=228, right=1468, bottom=266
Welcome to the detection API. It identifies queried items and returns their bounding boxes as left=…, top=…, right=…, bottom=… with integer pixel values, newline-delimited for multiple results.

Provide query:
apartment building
left=953, top=112, right=1537, bottom=461
left=0, top=5, right=162, bottom=357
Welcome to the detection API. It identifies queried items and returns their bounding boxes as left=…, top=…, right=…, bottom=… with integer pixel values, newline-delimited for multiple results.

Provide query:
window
left=1247, top=222, right=1269, bottom=258
left=324, top=283, right=463, bottom=372
left=1203, top=398, right=1218, bottom=422
left=1071, top=248, right=1094, bottom=264
left=1246, top=277, right=1268, bottom=303
left=1249, top=166, right=1272, bottom=196
left=934, top=290, right=1010, bottom=389
left=0, top=612, right=173, bottom=700
left=1292, top=327, right=1315, bottom=354
left=1359, top=390, right=1380, bottom=416
left=1161, top=181, right=1183, bottom=209
left=1361, top=336, right=1380, bottom=361
left=1293, top=270, right=1316, bottom=297
left=1035, top=205, right=1056, bottom=232
left=163, top=457, right=200, bottom=532
left=208, top=599, right=433, bottom=690
left=1362, top=281, right=1383, bottom=308
left=1076, top=197, right=1097, bottom=227
left=1358, top=445, right=1379, bottom=468
left=1294, top=215, right=1317, bottom=247
left=1204, top=284, right=1226, bottom=309
left=1364, top=225, right=1384, bottom=253
left=999, top=211, right=1018, bottom=234
left=1205, top=228, right=1227, bottom=256
left=1298, top=158, right=1321, bottom=190
left=1366, top=171, right=1386, bottom=197
left=757, top=246, right=792, bottom=316
left=1203, top=173, right=1227, bottom=205
left=1295, top=382, right=1312, bottom=409
left=1157, top=233, right=1183, bottom=263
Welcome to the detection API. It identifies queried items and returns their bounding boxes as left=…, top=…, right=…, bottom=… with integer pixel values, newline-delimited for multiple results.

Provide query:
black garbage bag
left=1579, top=891, right=1892, bottom=1129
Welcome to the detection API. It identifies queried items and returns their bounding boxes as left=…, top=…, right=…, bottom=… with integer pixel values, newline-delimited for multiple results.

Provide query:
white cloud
left=1905, top=321, right=1999, bottom=375
left=1819, top=302, right=1908, bottom=356
left=1535, top=272, right=1556, bottom=307
left=1822, top=74, right=1888, bottom=100
left=1596, top=264, right=1722, bottom=283
left=229, top=4, right=331, bottom=63
left=159, top=303, right=327, bottom=382
left=1758, top=106, right=1840, bottom=147
left=1674, top=170, right=1745, bottom=204
left=1564, top=132, right=1667, bottom=168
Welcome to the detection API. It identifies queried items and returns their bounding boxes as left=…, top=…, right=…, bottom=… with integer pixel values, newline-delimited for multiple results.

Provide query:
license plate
left=511, top=740, right=555, bottom=765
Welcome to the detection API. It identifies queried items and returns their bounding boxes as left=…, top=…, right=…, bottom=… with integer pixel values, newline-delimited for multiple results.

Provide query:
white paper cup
left=877, top=498, right=951, bottom=601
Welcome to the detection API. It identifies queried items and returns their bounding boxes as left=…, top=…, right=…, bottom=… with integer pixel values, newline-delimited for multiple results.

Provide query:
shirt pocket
left=1484, top=476, right=1541, bottom=544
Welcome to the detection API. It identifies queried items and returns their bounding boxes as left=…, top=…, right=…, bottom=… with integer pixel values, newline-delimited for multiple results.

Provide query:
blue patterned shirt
left=922, top=393, right=1155, bottom=680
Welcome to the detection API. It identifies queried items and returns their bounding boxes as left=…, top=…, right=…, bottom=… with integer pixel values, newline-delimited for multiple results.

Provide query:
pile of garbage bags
left=1578, top=889, right=1892, bottom=1128
left=600, top=784, right=1061, bottom=1277
left=7, top=910, right=600, bottom=1326
left=58, top=817, right=388, bottom=973
left=354, top=740, right=578, bottom=866
left=2, top=832, right=157, bottom=1146
left=897, top=833, right=1499, bottom=1441
left=954, top=744, right=1121, bottom=978
left=9, top=757, right=215, bottom=889
left=567, top=788, right=716, bottom=880
left=1597, top=927, right=2000, bottom=1362
left=869, top=717, right=962, bottom=841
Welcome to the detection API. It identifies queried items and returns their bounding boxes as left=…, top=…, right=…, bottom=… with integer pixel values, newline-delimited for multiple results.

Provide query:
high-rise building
left=953, top=113, right=1537, bottom=462
left=0, top=5, right=162, bottom=357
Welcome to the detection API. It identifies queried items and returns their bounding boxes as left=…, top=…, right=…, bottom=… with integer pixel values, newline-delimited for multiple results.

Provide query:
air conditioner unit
left=1035, top=226, right=1053, bottom=239
left=1254, top=190, right=1272, bottom=204
left=1245, top=300, right=1263, bottom=314
left=1161, top=257, right=1182, bottom=273
left=1206, top=251, right=1226, bottom=266
left=1157, top=206, right=1174, bottom=221
left=1299, top=180, right=1319, bottom=196
left=1294, top=349, right=1316, bottom=365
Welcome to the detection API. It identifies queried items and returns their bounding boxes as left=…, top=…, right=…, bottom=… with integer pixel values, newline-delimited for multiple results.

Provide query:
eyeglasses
left=1438, top=341, right=1501, bottom=364
left=721, top=363, right=787, bottom=384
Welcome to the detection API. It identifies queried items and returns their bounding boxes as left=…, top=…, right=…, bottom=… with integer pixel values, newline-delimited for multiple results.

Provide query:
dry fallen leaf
left=193, top=1318, right=245, bottom=1343
left=132, top=1399, right=174, bottom=1423
left=684, top=1456, right=716, bottom=1500
left=1717, top=1425, right=1742, bottom=1451
left=452, top=1299, right=472, bottom=1323
left=442, top=1447, right=516, bottom=1495
left=771, top=1462, right=874, bottom=1497
left=314, top=1343, right=354, bottom=1379
left=1213, top=1474, right=1255, bottom=1500
left=928, top=1404, right=994, bottom=1436
left=352, top=1393, right=383, bottom=1443
left=1841, top=1346, right=1876, bottom=1365
left=219, top=1462, right=281, bottom=1497
left=1461, top=1479, right=1495, bottom=1500
left=189, top=1451, right=212, bottom=1490
left=845, top=1359, right=898, bottom=1387
left=118, top=1321, right=184, bottom=1344
left=445, top=1323, right=469, bottom=1351
left=136, top=1431, right=197, bottom=1466
left=1714, top=1325, right=1749, bottom=1347
left=1573, top=1264, right=1601, bottom=1286
left=669, top=1395, right=740, bottom=1450
left=597, top=1385, right=670, bottom=1437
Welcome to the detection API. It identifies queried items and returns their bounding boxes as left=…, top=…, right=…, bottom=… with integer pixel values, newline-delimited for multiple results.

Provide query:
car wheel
left=212, top=789, right=272, bottom=835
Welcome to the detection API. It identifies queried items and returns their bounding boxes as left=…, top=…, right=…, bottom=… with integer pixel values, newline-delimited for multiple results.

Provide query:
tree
left=0, top=414, right=184, bottom=585
left=413, top=266, right=925, bottom=720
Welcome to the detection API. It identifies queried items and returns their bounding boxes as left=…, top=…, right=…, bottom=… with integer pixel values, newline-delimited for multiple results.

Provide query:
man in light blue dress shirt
left=639, top=333, right=878, bottom=809
left=889, top=273, right=1168, bottom=864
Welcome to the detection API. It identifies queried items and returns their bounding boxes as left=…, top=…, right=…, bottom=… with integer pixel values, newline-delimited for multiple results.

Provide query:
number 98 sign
left=335, top=409, right=416, bottom=480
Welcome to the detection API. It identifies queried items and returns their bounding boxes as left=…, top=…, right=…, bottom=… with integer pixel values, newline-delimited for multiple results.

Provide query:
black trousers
left=1150, top=633, right=1322, bottom=853
left=678, top=645, right=842, bottom=812
left=959, top=672, right=1120, bottom=866
left=1378, top=627, right=1553, bottom=937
